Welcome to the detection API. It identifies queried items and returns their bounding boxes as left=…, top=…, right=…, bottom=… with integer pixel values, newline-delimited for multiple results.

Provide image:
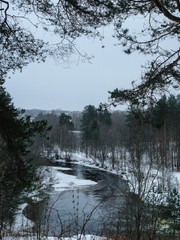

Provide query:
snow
left=3, top=235, right=106, bottom=240
left=31, top=164, right=97, bottom=194
left=172, top=171, right=180, bottom=185
left=50, top=166, right=97, bottom=192
left=10, top=203, right=34, bottom=233
left=8, top=164, right=97, bottom=237
left=53, top=151, right=180, bottom=199
left=4, top=150, right=180, bottom=239
left=55, top=152, right=120, bottom=174
left=55, top=152, right=97, bottom=167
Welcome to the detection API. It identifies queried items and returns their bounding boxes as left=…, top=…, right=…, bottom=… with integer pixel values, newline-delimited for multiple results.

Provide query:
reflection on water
left=24, top=161, right=128, bottom=236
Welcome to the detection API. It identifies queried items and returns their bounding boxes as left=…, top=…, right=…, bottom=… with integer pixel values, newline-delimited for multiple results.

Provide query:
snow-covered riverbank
left=4, top=151, right=180, bottom=239
left=9, top=163, right=98, bottom=234
left=54, top=151, right=180, bottom=190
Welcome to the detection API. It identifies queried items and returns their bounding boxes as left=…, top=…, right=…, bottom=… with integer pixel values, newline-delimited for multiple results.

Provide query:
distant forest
left=31, top=94, right=180, bottom=171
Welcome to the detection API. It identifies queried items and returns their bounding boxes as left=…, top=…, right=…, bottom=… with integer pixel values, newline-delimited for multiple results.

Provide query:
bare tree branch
left=154, top=0, right=180, bottom=23
left=0, top=0, right=9, bottom=24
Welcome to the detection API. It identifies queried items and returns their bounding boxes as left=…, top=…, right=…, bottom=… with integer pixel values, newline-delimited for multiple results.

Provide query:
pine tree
left=0, top=86, right=49, bottom=229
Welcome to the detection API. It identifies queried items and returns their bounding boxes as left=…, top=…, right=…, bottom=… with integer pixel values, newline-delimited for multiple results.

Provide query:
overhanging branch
left=109, top=52, right=180, bottom=107
left=154, top=0, right=180, bottom=23
left=0, top=0, right=10, bottom=27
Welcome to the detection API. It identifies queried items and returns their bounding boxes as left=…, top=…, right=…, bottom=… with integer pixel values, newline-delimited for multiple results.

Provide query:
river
left=24, top=161, right=129, bottom=236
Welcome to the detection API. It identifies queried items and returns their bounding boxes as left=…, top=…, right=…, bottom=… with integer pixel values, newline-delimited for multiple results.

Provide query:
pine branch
left=176, top=0, right=180, bottom=12
left=154, top=0, right=180, bottom=23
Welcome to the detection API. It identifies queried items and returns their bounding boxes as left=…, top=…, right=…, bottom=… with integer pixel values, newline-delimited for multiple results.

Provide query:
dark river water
left=24, top=161, right=129, bottom=236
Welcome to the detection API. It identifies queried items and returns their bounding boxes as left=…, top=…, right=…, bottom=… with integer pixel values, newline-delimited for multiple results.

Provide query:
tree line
left=32, top=94, right=180, bottom=172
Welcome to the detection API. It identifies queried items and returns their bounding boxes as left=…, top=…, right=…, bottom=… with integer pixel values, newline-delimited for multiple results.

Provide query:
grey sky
left=4, top=33, right=146, bottom=112
left=3, top=5, right=180, bottom=112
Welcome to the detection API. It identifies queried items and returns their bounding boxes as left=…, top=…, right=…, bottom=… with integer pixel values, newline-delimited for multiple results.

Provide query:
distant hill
left=25, top=109, right=82, bottom=129
left=25, top=109, right=70, bottom=118
left=24, top=108, right=126, bottom=130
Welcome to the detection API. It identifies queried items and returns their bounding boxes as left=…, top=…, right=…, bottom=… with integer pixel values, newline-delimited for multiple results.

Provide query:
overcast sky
left=4, top=28, right=147, bottom=112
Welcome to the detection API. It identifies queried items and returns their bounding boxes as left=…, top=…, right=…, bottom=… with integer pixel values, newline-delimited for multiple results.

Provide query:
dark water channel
left=24, top=161, right=129, bottom=236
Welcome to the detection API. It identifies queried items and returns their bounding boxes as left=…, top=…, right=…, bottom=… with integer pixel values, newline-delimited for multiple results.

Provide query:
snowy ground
left=3, top=151, right=180, bottom=239
left=172, top=171, right=180, bottom=185
left=3, top=235, right=107, bottom=240
left=55, top=151, right=180, bottom=189
left=53, top=151, right=180, bottom=208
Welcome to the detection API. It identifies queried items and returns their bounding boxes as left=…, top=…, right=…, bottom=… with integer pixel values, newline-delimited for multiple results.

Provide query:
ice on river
left=50, top=166, right=97, bottom=192
left=9, top=165, right=97, bottom=235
